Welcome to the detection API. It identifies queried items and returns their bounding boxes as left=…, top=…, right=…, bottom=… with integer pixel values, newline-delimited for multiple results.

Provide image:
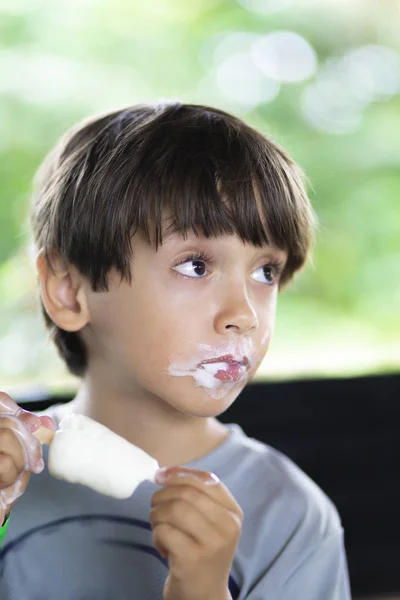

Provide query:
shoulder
left=221, top=426, right=347, bottom=589
left=225, top=425, right=343, bottom=542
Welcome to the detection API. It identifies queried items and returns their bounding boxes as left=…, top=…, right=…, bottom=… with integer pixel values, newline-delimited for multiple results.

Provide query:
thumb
left=18, top=410, right=56, bottom=433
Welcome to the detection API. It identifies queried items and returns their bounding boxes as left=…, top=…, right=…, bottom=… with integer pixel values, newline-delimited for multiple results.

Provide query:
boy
left=0, top=103, right=351, bottom=599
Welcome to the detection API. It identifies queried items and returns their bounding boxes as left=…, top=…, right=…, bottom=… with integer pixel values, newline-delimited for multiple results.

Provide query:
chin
left=174, top=379, right=245, bottom=418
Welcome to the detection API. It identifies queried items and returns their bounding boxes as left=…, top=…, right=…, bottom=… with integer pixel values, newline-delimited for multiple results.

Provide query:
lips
left=200, top=354, right=249, bottom=367
left=199, top=354, right=249, bottom=382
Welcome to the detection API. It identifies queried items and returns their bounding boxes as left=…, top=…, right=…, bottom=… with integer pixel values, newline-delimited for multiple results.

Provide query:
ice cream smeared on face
left=168, top=340, right=254, bottom=399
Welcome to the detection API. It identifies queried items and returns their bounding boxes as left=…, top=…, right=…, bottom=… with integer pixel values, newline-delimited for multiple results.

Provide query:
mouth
left=198, top=354, right=250, bottom=382
left=200, top=354, right=249, bottom=367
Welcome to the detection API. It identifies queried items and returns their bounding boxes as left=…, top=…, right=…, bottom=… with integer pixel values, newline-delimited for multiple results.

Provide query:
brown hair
left=30, top=102, right=315, bottom=377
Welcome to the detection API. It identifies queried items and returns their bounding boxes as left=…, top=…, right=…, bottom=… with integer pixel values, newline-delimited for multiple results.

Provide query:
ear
left=36, top=249, right=90, bottom=332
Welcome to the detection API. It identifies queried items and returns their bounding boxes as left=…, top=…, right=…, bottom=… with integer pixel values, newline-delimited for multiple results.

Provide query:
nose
left=213, top=283, right=259, bottom=335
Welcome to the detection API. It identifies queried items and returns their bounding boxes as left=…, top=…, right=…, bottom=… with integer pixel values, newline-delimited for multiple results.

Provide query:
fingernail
left=155, top=467, right=168, bottom=485
left=175, top=471, right=208, bottom=484
left=155, top=467, right=204, bottom=485
left=204, top=472, right=220, bottom=486
left=34, top=459, right=45, bottom=474
left=155, top=467, right=220, bottom=486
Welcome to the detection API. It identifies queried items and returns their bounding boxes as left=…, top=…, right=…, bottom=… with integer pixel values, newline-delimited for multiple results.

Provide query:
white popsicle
left=35, top=413, right=159, bottom=499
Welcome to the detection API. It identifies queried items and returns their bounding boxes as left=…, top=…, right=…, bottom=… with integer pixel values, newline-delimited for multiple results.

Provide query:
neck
left=58, top=377, right=230, bottom=468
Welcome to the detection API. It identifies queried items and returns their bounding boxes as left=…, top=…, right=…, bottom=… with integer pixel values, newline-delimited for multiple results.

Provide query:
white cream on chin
left=48, top=414, right=159, bottom=499
left=168, top=364, right=239, bottom=400
left=169, top=362, right=225, bottom=389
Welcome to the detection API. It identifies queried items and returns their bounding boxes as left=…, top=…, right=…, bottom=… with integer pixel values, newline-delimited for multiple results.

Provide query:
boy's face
left=80, top=228, right=287, bottom=418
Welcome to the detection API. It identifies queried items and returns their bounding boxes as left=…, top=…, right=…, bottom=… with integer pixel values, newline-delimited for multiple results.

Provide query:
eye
left=251, top=262, right=282, bottom=285
left=173, top=252, right=214, bottom=279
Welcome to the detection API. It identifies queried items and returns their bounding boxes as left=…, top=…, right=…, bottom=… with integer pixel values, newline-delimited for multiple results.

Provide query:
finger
left=151, top=500, right=202, bottom=544
left=151, top=484, right=242, bottom=532
left=18, top=410, right=45, bottom=433
left=38, top=415, right=57, bottom=430
left=0, top=453, right=21, bottom=490
left=0, top=416, right=44, bottom=474
left=0, top=392, right=21, bottom=415
left=156, top=466, right=220, bottom=487
left=152, top=521, right=196, bottom=559
left=0, top=427, right=26, bottom=479
left=23, top=415, right=57, bottom=443
left=0, top=392, right=55, bottom=433
left=34, top=426, right=55, bottom=445
left=0, top=391, right=43, bottom=434
left=155, top=466, right=243, bottom=518
left=150, top=496, right=240, bottom=547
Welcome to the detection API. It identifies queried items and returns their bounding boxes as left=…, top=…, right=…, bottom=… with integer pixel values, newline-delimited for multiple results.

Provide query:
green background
left=0, top=0, right=399, bottom=393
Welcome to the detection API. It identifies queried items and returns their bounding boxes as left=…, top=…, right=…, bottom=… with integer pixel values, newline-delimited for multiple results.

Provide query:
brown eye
left=192, top=260, right=206, bottom=276
left=263, top=266, right=273, bottom=283
left=251, top=264, right=277, bottom=285
left=173, top=257, right=210, bottom=278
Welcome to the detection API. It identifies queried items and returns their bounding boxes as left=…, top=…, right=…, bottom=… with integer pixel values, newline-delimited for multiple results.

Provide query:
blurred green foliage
left=0, top=0, right=399, bottom=389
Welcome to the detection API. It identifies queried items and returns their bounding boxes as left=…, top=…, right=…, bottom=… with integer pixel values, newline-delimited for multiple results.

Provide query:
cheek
left=255, top=294, right=278, bottom=352
left=123, top=286, right=198, bottom=363
left=262, top=305, right=277, bottom=340
left=145, top=280, right=206, bottom=331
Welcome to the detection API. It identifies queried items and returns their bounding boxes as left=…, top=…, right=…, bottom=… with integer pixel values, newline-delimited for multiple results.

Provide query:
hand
left=0, top=391, right=56, bottom=525
left=150, top=465, right=243, bottom=600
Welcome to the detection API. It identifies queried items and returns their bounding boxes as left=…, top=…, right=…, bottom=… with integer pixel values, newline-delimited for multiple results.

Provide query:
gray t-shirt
left=0, top=410, right=351, bottom=599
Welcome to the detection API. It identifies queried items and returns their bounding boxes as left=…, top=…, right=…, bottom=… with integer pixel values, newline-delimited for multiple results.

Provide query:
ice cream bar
left=34, top=414, right=159, bottom=499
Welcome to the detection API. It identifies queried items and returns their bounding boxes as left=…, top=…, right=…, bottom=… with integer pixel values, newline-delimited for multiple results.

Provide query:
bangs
left=130, top=122, right=272, bottom=248
left=89, top=104, right=310, bottom=272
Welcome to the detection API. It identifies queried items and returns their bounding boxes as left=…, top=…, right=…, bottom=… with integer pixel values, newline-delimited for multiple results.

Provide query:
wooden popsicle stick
left=33, top=426, right=56, bottom=445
